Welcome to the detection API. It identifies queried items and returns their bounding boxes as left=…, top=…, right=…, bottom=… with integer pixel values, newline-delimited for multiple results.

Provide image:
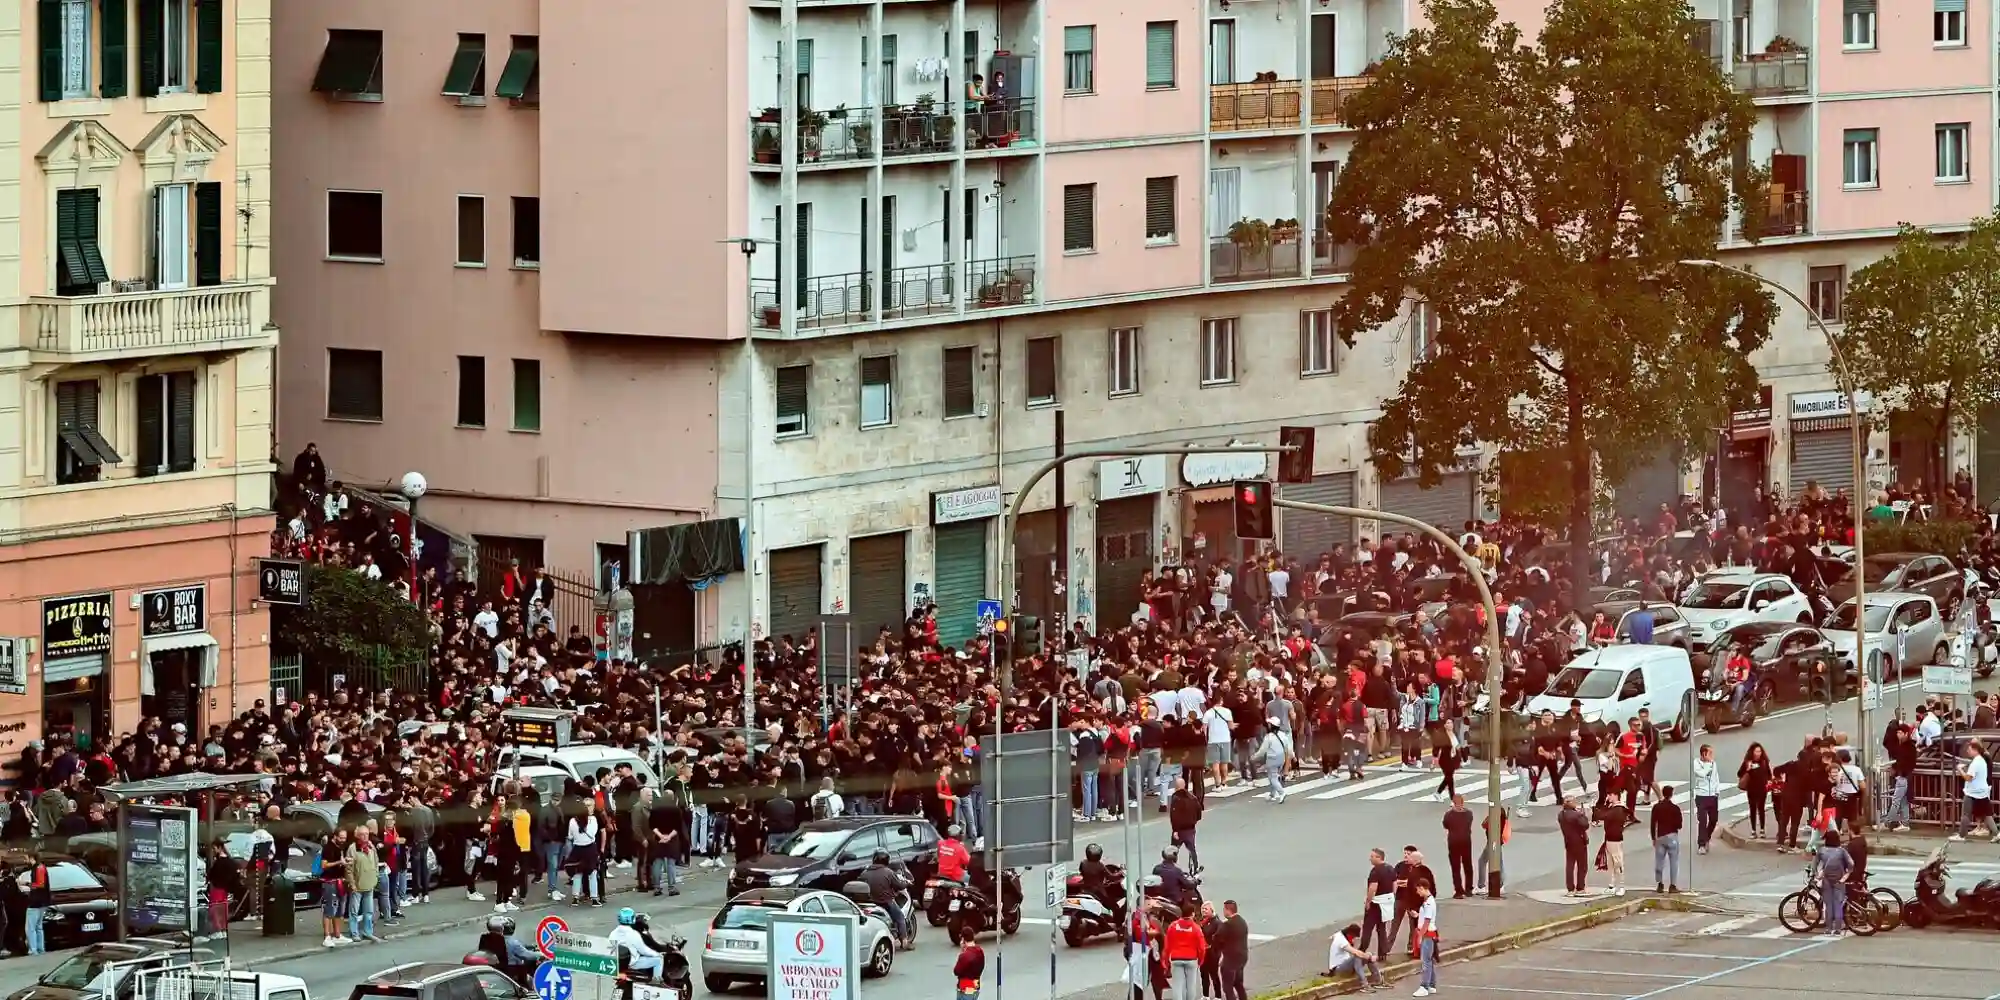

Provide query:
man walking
left=1651, top=785, right=1683, bottom=894
left=1391, top=846, right=1436, bottom=959
left=1558, top=797, right=1590, bottom=896
left=1692, top=745, right=1721, bottom=854
left=1949, top=738, right=1997, bottom=842
left=1215, top=901, right=1250, bottom=1000
left=1440, top=795, right=1475, bottom=899
left=1169, top=777, right=1204, bottom=873
left=1598, top=797, right=1629, bottom=896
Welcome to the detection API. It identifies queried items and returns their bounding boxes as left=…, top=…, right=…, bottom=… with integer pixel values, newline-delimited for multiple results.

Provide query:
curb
left=1718, top=815, right=1955, bottom=858
left=1257, top=896, right=1720, bottom=1000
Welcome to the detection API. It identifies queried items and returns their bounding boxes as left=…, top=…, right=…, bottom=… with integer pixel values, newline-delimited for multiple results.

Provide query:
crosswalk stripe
left=1208, top=784, right=1256, bottom=799
left=1366, top=771, right=1498, bottom=800
left=1697, top=915, right=1763, bottom=936
left=1309, top=771, right=1438, bottom=800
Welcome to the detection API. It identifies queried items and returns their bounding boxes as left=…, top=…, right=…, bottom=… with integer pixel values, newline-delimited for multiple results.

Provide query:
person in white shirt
left=1950, top=739, right=1997, bottom=842
left=1211, top=567, right=1234, bottom=616
left=1203, top=704, right=1235, bottom=787
left=1324, top=922, right=1386, bottom=990
left=809, top=777, right=845, bottom=820
left=1150, top=687, right=1183, bottom=721
left=1917, top=710, right=1944, bottom=747
left=1178, top=683, right=1206, bottom=721
left=1412, top=883, right=1440, bottom=996
left=1691, top=744, right=1721, bottom=854
left=1268, top=565, right=1292, bottom=615
left=473, top=601, right=501, bottom=639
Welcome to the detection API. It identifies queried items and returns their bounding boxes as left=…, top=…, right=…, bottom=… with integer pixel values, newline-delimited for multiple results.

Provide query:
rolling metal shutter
left=1790, top=430, right=1853, bottom=494
left=1379, top=472, right=1474, bottom=534
left=931, top=521, right=989, bottom=649
left=1615, top=448, right=1683, bottom=521
left=847, top=532, right=908, bottom=641
left=1013, top=510, right=1061, bottom=624
left=766, top=545, right=824, bottom=645
left=1095, top=497, right=1155, bottom=625
left=1279, top=472, right=1357, bottom=557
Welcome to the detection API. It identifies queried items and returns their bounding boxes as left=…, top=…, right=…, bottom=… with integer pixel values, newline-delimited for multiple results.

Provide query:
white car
left=1824, top=592, right=1948, bottom=677
left=702, top=887, right=898, bottom=993
left=1676, top=571, right=1814, bottom=645
left=1527, top=644, right=1699, bottom=741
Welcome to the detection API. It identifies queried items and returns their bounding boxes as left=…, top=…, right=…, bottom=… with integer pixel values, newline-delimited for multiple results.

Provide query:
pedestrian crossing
left=1724, top=853, right=2000, bottom=898
left=1203, top=766, right=1783, bottom=821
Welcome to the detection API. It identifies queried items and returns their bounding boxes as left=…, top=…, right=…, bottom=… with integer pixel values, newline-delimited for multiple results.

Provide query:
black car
left=1332, top=611, right=1415, bottom=640
left=1698, top=621, right=1838, bottom=702
left=0, top=856, right=119, bottom=954
left=728, top=817, right=938, bottom=898
left=350, top=963, right=535, bottom=1000
left=4, top=941, right=220, bottom=1000
left=66, top=827, right=327, bottom=914
left=1830, top=552, right=1963, bottom=613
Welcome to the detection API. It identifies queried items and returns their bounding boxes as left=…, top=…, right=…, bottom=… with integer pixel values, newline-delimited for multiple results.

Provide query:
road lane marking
left=1523, top=968, right=1699, bottom=979
left=1750, top=926, right=1792, bottom=938
left=1448, top=988, right=1624, bottom=997
left=1310, top=771, right=1438, bottom=799
left=1560, top=946, right=1772, bottom=960
left=1624, top=937, right=1842, bottom=1000
left=1697, top=915, right=1764, bottom=936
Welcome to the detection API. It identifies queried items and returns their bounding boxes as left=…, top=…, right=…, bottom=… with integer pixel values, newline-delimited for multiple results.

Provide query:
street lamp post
left=724, top=235, right=778, bottom=744
left=1680, top=259, right=1874, bottom=780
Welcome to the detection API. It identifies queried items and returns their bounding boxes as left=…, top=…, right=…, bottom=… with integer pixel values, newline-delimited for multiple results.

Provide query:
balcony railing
left=747, top=257, right=1035, bottom=327
left=882, top=263, right=956, bottom=321
left=969, top=255, right=1036, bottom=308
left=1310, top=76, right=1370, bottom=127
left=1311, top=232, right=1362, bottom=273
left=1733, top=50, right=1810, bottom=97
left=30, top=283, right=270, bottom=358
left=1211, top=79, right=1303, bottom=131
left=967, top=97, right=1037, bottom=148
left=1211, top=234, right=1303, bottom=282
left=882, top=104, right=958, bottom=157
left=749, top=108, right=877, bottom=165
left=1738, top=189, right=1809, bottom=240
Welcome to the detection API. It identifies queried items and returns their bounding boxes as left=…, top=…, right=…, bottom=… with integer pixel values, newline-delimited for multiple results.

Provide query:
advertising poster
left=121, top=804, right=199, bottom=939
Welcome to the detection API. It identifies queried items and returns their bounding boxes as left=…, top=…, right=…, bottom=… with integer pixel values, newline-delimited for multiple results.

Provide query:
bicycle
left=1776, top=859, right=1881, bottom=936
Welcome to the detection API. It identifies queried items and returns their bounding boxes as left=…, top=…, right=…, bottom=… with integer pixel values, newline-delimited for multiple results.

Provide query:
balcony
left=749, top=107, right=877, bottom=165
left=29, top=282, right=274, bottom=362
left=882, top=264, right=956, bottom=321
left=1738, top=189, right=1809, bottom=240
left=882, top=103, right=959, bottom=157
left=1211, top=225, right=1304, bottom=283
left=1211, top=78, right=1303, bottom=132
left=967, top=97, right=1038, bottom=149
left=747, top=257, right=1035, bottom=329
left=1311, top=232, right=1362, bottom=273
left=968, top=256, right=1036, bottom=309
left=1310, top=76, right=1370, bottom=127
left=1733, top=49, right=1810, bottom=98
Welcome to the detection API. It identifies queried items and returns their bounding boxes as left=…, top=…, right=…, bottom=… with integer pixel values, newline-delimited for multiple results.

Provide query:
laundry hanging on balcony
left=912, top=56, right=948, bottom=82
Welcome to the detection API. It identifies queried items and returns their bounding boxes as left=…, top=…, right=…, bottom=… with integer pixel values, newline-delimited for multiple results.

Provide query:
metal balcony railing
left=750, top=272, right=876, bottom=329
left=1211, top=235, right=1303, bottom=282
left=1310, top=76, right=1370, bottom=127
left=1211, top=79, right=1303, bottom=131
left=970, top=256, right=1036, bottom=308
left=882, top=263, right=956, bottom=321
left=881, top=104, right=958, bottom=157
left=1738, top=189, right=1809, bottom=240
left=1734, top=50, right=1810, bottom=97
left=749, top=109, right=878, bottom=165
left=967, top=97, right=1037, bottom=148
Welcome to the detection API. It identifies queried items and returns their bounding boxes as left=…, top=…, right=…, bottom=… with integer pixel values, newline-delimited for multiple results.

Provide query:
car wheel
left=704, top=976, right=734, bottom=994
left=867, top=938, right=894, bottom=977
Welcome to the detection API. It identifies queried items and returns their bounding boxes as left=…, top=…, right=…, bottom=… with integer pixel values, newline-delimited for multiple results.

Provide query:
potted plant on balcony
left=753, top=126, right=781, bottom=164
left=1270, top=218, right=1301, bottom=243
left=798, top=108, right=827, bottom=161
left=1757, top=35, right=1803, bottom=58
left=760, top=304, right=782, bottom=328
left=757, top=106, right=782, bottom=123
left=1228, top=218, right=1272, bottom=255
left=914, top=92, right=936, bottom=115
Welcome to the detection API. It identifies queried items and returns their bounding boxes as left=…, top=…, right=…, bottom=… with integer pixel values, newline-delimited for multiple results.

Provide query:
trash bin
left=263, top=873, right=295, bottom=937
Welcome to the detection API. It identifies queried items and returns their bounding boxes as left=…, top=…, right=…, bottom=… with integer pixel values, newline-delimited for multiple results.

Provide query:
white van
left=495, top=743, right=660, bottom=789
left=1527, top=645, right=1698, bottom=741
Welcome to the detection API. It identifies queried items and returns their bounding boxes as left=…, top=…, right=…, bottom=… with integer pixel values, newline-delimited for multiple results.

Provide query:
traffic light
left=1277, top=426, right=1316, bottom=484
left=1234, top=480, right=1274, bottom=540
left=1015, top=615, right=1043, bottom=658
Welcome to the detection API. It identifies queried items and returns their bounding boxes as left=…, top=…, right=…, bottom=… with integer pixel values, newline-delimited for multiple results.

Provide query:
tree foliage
left=273, top=563, right=434, bottom=671
left=1835, top=215, right=2000, bottom=491
left=1328, top=0, right=1777, bottom=552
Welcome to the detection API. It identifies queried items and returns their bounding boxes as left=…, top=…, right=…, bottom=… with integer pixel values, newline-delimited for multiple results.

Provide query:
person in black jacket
left=649, top=791, right=684, bottom=897
left=1558, top=797, right=1591, bottom=896
left=1215, top=900, right=1250, bottom=1000
left=1168, top=778, right=1203, bottom=874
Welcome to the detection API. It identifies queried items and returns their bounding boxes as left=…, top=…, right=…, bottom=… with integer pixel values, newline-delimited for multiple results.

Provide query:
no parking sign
left=537, top=915, right=570, bottom=959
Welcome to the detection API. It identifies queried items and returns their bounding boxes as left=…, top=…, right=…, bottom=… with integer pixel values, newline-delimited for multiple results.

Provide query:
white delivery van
left=1527, top=644, right=1698, bottom=742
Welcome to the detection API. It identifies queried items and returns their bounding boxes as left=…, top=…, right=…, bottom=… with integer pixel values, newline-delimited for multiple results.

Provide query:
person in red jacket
left=1162, top=912, right=1207, bottom=1000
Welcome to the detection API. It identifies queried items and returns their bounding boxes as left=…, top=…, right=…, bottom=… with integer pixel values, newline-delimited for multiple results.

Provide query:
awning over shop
left=631, top=516, right=746, bottom=585
left=140, top=632, right=218, bottom=695
left=42, top=656, right=103, bottom=684
left=142, top=632, right=217, bottom=656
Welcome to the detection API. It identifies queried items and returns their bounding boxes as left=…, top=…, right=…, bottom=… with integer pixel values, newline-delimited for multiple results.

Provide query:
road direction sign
left=1045, top=862, right=1073, bottom=909
left=532, top=963, right=573, bottom=1000
left=977, top=599, right=1003, bottom=636
left=550, top=930, right=618, bottom=977
left=536, top=915, right=569, bottom=958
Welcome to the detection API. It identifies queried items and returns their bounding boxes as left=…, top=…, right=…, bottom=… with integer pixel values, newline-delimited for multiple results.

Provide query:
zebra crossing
left=1205, top=765, right=1778, bottom=818
left=1724, top=853, right=2000, bottom=899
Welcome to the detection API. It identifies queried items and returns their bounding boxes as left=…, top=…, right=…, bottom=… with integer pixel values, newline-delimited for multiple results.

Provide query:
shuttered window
left=40, top=0, right=93, bottom=102
left=495, top=35, right=538, bottom=102
left=1145, top=21, right=1176, bottom=89
left=775, top=364, right=811, bottom=437
left=55, top=378, right=119, bottom=484
left=859, top=355, right=894, bottom=428
left=194, top=0, right=222, bottom=92
left=1144, top=176, right=1176, bottom=242
left=1025, top=337, right=1059, bottom=406
left=193, top=180, right=221, bottom=287
left=1062, top=183, right=1095, bottom=253
left=441, top=33, right=487, bottom=97
left=100, top=0, right=128, bottom=98
left=327, top=348, right=384, bottom=421
left=136, top=370, right=197, bottom=476
left=512, top=358, right=541, bottom=431
left=942, top=346, right=977, bottom=418
left=310, top=29, right=384, bottom=97
left=55, top=188, right=109, bottom=296
left=1935, top=0, right=1967, bottom=44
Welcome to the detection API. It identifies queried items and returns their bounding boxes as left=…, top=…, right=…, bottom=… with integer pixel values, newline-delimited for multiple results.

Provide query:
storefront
left=1179, top=448, right=1268, bottom=564
left=1720, top=391, right=1772, bottom=515
left=40, top=593, right=113, bottom=748
left=1095, top=456, right=1163, bottom=625
left=765, top=544, right=825, bottom=645
left=1788, top=389, right=1870, bottom=495
left=139, top=584, right=217, bottom=734
left=930, top=486, right=1000, bottom=649
left=846, top=532, right=908, bottom=641
left=1278, top=472, right=1358, bottom=557
left=1012, top=508, right=1063, bottom=626
left=1379, top=464, right=1477, bottom=534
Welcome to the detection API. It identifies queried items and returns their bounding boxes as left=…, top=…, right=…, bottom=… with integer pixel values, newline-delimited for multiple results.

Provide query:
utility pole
left=1052, top=409, right=1067, bottom=669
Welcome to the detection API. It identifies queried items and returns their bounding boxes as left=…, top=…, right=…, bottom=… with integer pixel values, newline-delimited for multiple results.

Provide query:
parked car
left=1825, top=592, right=1949, bottom=677
left=3, top=941, right=221, bottom=1000
left=702, top=888, right=898, bottom=993
left=0, top=855, right=119, bottom=953
left=1525, top=644, right=1698, bottom=741
left=349, top=963, right=534, bottom=1000
left=1676, top=571, right=1816, bottom=645
left=1829, top=552, right=1963, bottom=614
left=727, top=817, right=938, bottom=898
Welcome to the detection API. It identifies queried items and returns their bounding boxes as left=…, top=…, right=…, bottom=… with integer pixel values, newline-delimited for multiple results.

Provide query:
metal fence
left=472, top=548, right=600, bottom=638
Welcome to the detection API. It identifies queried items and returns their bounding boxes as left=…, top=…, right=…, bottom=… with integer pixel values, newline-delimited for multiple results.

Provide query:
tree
left=1835, top=215, right=2000, bottom=493
left=1327, top=0, right=1777, bottom=570
left=272, top=563, right=434, bottom=677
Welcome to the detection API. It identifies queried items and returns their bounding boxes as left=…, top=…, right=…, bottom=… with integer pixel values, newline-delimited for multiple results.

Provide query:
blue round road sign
left=532, top=962, right=573, bottom=1000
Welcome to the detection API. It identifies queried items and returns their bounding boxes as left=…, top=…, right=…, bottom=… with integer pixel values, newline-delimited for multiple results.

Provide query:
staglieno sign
left=932, top=485, right=1003, bottom=525
left=1181, top=445, right=1270, bottom=487
left=1788, top=389, right=1875, bottom=421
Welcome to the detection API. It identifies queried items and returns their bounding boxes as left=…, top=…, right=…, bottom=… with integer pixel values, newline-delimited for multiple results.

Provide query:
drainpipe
left=992, top=319, right=1005, bottom=602
left=227, top=503, right=239, bottom=721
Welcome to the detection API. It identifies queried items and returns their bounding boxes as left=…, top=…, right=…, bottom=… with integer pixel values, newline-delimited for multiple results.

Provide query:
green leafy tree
left=272, top=563, right=434, bottom=677
left=1835, top=215, right=2000, bottom=493
left=1327, top=0, right=1777, bottom=569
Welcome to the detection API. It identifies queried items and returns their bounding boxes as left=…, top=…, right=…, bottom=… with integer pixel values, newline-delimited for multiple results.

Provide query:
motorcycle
left=1901, top=846, right=2000, bottom=929
left=463, top=932, right=538, bottom=988
left=1058, top=863, right=1126, bottom=947
left=1697, top=669, right=1767, bottom=733
left=844, top=875, right=918, bottom=947
left=938, top=866, right=1024, bottom=942
left=1139, top=871, right=1205, bottom=921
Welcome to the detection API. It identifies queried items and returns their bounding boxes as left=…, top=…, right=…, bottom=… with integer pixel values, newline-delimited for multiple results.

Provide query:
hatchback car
left=1825, top=592, right=1948, bottom=677
left=727, top=816, right=937, bottom=898
left=0, top=856, right=118, bottom=953
left=1830, top=552, right=1963, bottom=613
left=2, top=941, right=219, bottom=1000
left=1676, top=571, right=1814, bottom=644
left=349, top=963, right=534, bottom=1000
left=702, top=888, right=897, bottom=993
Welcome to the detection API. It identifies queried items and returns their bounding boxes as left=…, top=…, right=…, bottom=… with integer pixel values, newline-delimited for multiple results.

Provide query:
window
left=54, top=187, right=109, bottom=296
left=1411, top=301, right=1441, bottom=360
left=1934, top=0, right=1966, bottom=45
left=879, top=34, right=897, bottom=104
left=1809, top=266, right=1845, bottom=323
left=43, top=0, right=91, bottom=100
left=327, top=190, right=385, bottom=260
left=457, top=355, right=486, bottom=427
left=511, top=196, right=540, bottom=267
left=191, top=181, right=221, bottom=287
left=1025, top=337, right=1059, bottom=406
left=157, top=0, right=190, bottom=93
left=1200, top=318, right=1236, bottom=386
left=964, top=30, right=979, bottom=89
left=310, top=29, right=384, bottom=99
left=1842, top=3, right=1877, bottom=49
left=54, top=379, right=119, bottom=485
left=512, top=359, right=541, bottom=432
left=1063, top=183, right=1096, bottom=253
left=775, top=365, right=811, bottom=437
left=1300, top=309, right=1337, bottom=376
left=859, top=355, right=894, bottom=428
left=942, top=346, right=977, bottom=418
left=1842, top=128, right=1879, bottom=188
left=1145, top=21, right=1176, bottom=89
left=441, top=33, right=487, bottom=99
left=134, top=370, right=196, bottom=477
left=1064, top=25, right=1095, bottom=94
left=457, top=195, right=485, bottom=265
left=326, top=348, right=384, bottom=421
left=153, top=183, right=191, bottom=289
left=495, top=35, right=539, bottom=103
left=1108, top=327, right=1141, bottom=397
left=1936, top=122, right=1969, bottom=182
left=1144, top=176, right=1177, bottom=244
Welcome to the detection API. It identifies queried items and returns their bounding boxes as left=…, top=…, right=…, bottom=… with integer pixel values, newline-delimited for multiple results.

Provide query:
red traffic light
left=1240, top=486, right=1262, bottom=505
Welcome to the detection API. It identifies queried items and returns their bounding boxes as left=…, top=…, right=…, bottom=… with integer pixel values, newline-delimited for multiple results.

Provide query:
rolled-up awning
left=142, top=632, right=218, bottom=656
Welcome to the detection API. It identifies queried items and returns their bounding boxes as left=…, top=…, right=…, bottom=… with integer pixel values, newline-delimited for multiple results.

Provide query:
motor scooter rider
left=1726, top=643, right=1755, bottom=715
left=936, top=824, right=972, bottom=884
left=480, top=915, right=541, bottom=976
left=1150, top=847, right=1197, bottom=912
left=610, top=908, right=664, bottom=979
left=1079, top=843, right=1125, bottom=916
left=861, top=851, right=914, bottom=948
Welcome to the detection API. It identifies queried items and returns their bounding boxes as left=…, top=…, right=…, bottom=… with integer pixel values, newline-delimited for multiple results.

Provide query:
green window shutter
left=441, top=34, right=485, bottom=96
left=1145, top=22, right=1175, bottom=88
left=75, top=188, right=109, bottom=285
left=37, top=0, right=62, bottom=102
left=494, top=37, right=538, bottom=99
left=194, top=181, right=222, bottom=287
left=136, top=373, right=165, bottom=475
left=195, top=0, right=224, bottom=93
left=167, top=371, right=196, bottom=472
left=101, top=0, right=129, bottom=98
left=137, top=0, right=163, bottom=97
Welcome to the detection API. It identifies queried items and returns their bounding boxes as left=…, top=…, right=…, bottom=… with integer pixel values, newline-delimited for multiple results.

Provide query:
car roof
left=727, top=887, right=807, bottom=905
left=1865, top=551, right=1931, bottom=563
left=364, top=962, right=481, bottom=986
left=796, top=816, right=921, bottom=833
left=1845, top=591, right=1935, bottom=607
left=1569, top=645, right=1691, bottom=670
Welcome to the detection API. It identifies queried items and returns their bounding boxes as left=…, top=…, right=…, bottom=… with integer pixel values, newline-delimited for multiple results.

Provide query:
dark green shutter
left=494, top=38, right=538, bottom=99
left=75, top=189, right=109, bottom=284
left=136, top=374, right=165, bottom=475
left=194, top=181, right=222, bottom=286
left=101, top=0, right=129, bottom=98
left=168, top=371, right=196, bottom=471
left=137, top=0, right=163, bottom=96
left=37, top=0, right=61, bottom=102
left=195, top=0, right=223, bottom=93
left=55, top=190, right=82, bottom=291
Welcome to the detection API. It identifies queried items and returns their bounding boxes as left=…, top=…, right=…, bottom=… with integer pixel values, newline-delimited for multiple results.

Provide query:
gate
left=269, top=653, right=302, bottom=707
left=473, top=544, right=599, bottom=638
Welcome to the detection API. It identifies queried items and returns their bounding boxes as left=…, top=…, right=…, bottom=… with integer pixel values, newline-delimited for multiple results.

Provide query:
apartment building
left=0, top=0, right=279, bottom=747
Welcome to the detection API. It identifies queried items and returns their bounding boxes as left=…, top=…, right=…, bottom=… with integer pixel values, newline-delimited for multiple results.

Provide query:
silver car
left=1824, top=592, right=1948, bottom=677
left=701, top=888, right=898, bottom=993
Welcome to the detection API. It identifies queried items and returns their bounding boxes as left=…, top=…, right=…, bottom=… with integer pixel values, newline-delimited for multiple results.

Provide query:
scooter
left=1697, top=671, right=1767, bottom=732
left=1058, top=863, right=1126, bottom=947
left=1901, top=846, right=2000, bottom=929
left=1139, top=872, right=1205, bottom=921
left=844, top=877, right=918, bottom=948
left=939, top=866, right=1025, bottom=942
left=463, top=932, right=537, bottom=988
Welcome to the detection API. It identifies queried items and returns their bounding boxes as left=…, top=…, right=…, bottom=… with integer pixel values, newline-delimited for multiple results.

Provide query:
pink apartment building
left=270, top=0, right=1998, bottom=654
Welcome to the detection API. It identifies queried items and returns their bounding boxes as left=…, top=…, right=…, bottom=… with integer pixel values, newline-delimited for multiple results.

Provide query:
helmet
left=1086, top=843, right=1103, bottom=861
left=1161, top=847, right=1179, bottom=864
left=872, top=851, right=891, bottom=866
left=947, top=824, right=963, bottom=838
left=617, top=907, right=637, bottom=927
left=486, top=915, right=516, bottom=935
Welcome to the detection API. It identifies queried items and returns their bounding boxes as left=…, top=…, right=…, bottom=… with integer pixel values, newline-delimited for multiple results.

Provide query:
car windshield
left=1680, top=583, right=1749, bottom=610
left=1829, top=604, right=1895, bottom=632
left=1861, top=560, right=1903, bottom=585
left=1546, top=667, right=1622, bottom=701
left=714, top=903, right=782, bottom=931
left=780, top=829, right=851, bottom=860
left=40, top=955, right=115, bottom=991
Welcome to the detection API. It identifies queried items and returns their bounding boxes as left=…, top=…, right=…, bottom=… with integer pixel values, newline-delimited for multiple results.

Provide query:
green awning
left=495, top=42, right=539, bottom=100
left=441, top=35, right=485, bottom=97
left=311, top=30, right=383, bottom=94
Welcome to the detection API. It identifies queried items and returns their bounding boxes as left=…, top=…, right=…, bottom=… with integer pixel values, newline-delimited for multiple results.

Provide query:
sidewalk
left=1718, top=815, right=2000, bottom=860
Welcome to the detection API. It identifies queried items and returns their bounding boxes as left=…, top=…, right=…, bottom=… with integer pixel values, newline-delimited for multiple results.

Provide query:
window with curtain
left=1145, top=21, right=1176, bottom=89
left=1064, top=26, right=1095, bottom=94
left=1936, top=122, right=1969, bottom=182
left=1842, top=127, right=1879, bottom=187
